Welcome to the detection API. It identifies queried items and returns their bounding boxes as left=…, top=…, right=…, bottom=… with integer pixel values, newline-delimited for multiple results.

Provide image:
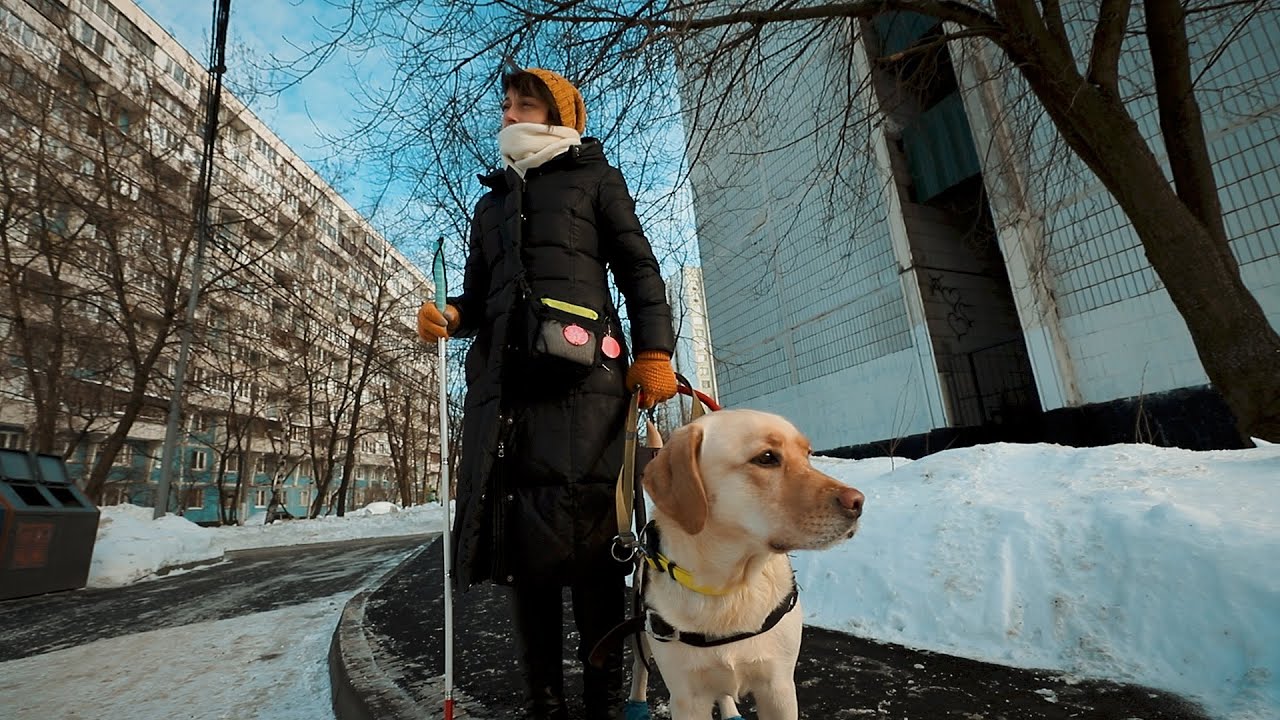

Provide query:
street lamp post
left=153, top=0, right=232, bottom=519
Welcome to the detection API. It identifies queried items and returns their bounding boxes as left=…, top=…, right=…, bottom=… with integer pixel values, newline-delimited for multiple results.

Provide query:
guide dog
left=632, top=409, right=865, bottom=719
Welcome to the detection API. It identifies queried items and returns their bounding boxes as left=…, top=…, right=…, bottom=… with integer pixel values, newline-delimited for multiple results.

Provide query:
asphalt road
left=0, top=534, right=431, bottom=663
left=363, top=538, right=1211, bottom=720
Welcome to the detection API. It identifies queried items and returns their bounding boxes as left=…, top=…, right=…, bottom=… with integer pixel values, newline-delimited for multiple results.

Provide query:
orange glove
left=417, top=301, right=459, bottom=341
left=626, top=350, right=677, bottom=408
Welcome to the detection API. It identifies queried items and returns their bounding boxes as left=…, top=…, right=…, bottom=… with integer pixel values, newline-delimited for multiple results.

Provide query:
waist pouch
left=522, top=297, right=612, bottom=368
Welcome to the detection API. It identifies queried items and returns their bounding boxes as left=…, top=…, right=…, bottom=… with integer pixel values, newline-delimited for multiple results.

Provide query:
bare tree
left=0, top=18, right=351, bottom=502
left=278, top=0, right=1280, bottom=443
left=0, top=38, right=206, bottom=490
left=377, top=370, right=434, bottom=505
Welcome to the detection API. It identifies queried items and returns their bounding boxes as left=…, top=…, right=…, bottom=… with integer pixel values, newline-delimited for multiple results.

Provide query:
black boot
left=582, top=660, right=625, bottom=720
left=523, top=685, right=569, bottom=720
left=512, top=583, right=567, bottom=719
left=573, top=574, right=627, bottom=720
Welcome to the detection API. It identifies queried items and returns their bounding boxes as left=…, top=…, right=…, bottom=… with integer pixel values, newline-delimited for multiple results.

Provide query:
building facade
left=659, top=266, right=719, bottom=432
left=678, top=13, right=1280, bottom=452
left=0, top=0, right=440, bottom=519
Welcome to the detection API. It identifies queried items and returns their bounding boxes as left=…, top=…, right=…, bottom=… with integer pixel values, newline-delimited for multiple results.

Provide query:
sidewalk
left=330, top=538, right=1211, bottom=720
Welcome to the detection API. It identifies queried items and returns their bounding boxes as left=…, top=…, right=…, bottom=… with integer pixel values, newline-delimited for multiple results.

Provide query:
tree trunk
left=1001, top=29, right=1280, bottom=443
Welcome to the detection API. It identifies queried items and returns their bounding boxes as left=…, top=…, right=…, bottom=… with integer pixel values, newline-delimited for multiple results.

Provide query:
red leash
left=675, top=373, right=721, bottom=412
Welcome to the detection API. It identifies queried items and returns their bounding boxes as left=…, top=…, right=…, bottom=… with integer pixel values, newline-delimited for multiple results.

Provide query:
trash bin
left=0, top=449, right=101, bottom=601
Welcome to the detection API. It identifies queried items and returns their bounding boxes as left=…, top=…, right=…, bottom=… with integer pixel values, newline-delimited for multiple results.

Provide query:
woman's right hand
left=418, top=302, right=460, bottom=341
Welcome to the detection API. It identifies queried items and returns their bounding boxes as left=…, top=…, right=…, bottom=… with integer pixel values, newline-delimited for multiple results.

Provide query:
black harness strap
left=587, top=616, right=646, bottom=669
left=646, top=583, right=799, bottom=648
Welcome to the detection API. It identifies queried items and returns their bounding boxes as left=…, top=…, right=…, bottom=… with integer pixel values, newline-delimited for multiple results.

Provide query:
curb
left=328, top=536, right=488, bottom=720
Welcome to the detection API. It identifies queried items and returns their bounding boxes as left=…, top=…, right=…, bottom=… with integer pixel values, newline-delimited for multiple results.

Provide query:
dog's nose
left=837, top=487, right=864, bottom=519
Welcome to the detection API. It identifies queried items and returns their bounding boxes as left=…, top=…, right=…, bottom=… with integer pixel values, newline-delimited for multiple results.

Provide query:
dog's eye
left=751, top=450, right=781, bottom=467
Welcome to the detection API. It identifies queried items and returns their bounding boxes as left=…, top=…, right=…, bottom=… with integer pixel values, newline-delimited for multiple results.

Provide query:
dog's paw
left=623, top=699, right=651, bottom=720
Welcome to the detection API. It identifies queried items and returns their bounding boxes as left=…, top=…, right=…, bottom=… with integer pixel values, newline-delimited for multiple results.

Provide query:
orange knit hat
left=525, top=68, right=587, bottom=134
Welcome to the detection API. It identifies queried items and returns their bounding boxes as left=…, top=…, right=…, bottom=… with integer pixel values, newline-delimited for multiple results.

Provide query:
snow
left=0, top=594, right=350, bottom=720
left=5, top=442, right=1278, bottom=719
left=796, top=442, right=1280, bottom=720
left=87, top=502, right=446, bottom=588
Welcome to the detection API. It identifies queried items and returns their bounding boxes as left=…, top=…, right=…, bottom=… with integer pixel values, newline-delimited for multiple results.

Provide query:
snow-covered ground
left=87, top=500, right=445, bottom=588
left=3, top=440, right=1276, bottom=720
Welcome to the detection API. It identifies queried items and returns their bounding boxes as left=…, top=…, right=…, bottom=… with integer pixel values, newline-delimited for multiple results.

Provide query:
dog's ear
left=643, top=423, right=707, bottom=535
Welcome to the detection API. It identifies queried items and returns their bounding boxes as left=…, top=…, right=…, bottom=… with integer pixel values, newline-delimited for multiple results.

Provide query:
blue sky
left=130, top=0, right=698, bottom=271
left=133, top=0, right=383, bottom=210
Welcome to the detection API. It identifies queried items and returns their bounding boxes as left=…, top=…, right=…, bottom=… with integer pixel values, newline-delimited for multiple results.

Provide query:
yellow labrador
left=632, top=409, right=864, bottom=720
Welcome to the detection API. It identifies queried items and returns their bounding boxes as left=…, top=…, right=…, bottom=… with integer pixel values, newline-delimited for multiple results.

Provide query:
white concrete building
left=679, top=14, right=1280, bottom=452
left=667, top=266, right=718, bottom=398
left=660, top=266, right=719, bottom=430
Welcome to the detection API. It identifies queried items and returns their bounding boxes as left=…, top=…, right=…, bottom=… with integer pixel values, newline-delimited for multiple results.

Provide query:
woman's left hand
left=626, top=351, right=678, bottom=408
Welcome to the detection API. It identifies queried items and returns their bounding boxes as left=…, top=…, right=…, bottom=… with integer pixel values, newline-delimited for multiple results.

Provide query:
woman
left=418, top=67, right=678, bottom=720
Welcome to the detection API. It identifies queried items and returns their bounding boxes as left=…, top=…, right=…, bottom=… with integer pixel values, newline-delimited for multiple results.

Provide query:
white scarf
left=498, top=123, right=582, bottom=178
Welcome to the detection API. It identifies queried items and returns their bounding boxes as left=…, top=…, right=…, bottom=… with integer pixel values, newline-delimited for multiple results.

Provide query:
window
left=191, top=450, right=207, bottom=471
left=148, top=121, right=178, bottom=150
left=0, top=429, right=24, bottom=450
left=159, top=51, right=193, bottom=92
left=0, top=7, right=56, bottom=62
left=114, top=176, right=139, bottom=200
left=115, top=16, right=155, bottom=60
left=0, top=54, right=42, bottom=100
left=153, top=89, right=187, bottom=119
left=23, top=0, right=68, bottom=24
left=74, top=18, right=110, bottom=58
left=185, top=486, right=204, bottom=510
left=225, top=454, right=239, bottom=472
left=83, top=0, right=117, bottom=26
left=253, top=135, right=277, bottom=164
left=80, top=245, right=109, bottom=274
left=253, top=488, right=268, bottom=508
left=112, top=444, right=132, bottom=467
left=299, top=489, right=311, bottom=508
left=1, top=6, right=37, bottom=45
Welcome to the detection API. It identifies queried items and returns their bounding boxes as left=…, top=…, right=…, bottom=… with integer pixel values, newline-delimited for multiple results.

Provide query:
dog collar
left=641, top=521, right=736, bottom=596
left=644, top=551, right=734, bottom=596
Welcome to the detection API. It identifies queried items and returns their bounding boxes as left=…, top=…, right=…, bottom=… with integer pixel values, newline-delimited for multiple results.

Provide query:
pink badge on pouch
left=563, top=324, right=590, bottom=346
left=601, top=335, right=621, bottom=359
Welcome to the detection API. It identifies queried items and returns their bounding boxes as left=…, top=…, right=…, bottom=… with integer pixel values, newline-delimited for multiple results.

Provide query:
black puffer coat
left=448, top=139, right=674, bottom=588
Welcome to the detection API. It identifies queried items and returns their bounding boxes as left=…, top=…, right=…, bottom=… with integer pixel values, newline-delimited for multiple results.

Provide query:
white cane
left=432, top=238, right=456, bottom=720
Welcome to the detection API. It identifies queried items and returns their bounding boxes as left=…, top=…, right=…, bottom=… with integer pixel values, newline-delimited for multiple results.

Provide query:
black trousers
left=511, top=572, right=626, bottom=719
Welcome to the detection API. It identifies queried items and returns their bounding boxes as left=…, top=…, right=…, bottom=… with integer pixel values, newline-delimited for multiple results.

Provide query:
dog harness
left=640, top=522, right=800, bottom=648
left=589, top=521, right=801, bottom=665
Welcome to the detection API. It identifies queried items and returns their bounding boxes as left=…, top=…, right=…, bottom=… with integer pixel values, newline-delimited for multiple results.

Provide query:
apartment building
left=0, top=0, right=440, bottom=519
left=679, top=13, right=1280, bottom=453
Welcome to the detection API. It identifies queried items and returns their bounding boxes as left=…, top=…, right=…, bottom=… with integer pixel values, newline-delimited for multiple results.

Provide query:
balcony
left=900, top=92, right=981, bottom=203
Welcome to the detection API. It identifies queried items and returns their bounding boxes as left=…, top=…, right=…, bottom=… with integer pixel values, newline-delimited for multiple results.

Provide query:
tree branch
left=1143, top=0, right=1229, bottom=247
left=530, top=1, right=1003, bottom=39
left=990, top=0, right=1085, bottom=93
left=877, top=27, right=999, bottom=64
left=1087, top=0, right=1132, bottom=95
left=1185, top=0, right=1264, bottom=15
left=1039, top=0, right=1073, bottom=58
